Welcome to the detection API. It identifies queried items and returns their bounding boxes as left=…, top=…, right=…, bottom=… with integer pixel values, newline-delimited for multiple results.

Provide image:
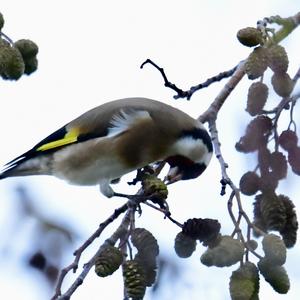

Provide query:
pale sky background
left=0, top=1, right=300, bottom=300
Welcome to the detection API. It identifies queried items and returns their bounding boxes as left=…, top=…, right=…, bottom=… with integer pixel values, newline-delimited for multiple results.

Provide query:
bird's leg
left=99, top=179, right=115, bottom=198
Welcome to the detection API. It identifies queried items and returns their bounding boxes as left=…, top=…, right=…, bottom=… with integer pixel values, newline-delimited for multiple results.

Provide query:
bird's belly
left=52, top=142, right=133, bottom=186
left=55, top=156, right=131, bottom=185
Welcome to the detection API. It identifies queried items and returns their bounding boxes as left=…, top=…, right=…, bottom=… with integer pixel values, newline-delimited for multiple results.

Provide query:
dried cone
left=123, top=260, right=146, bottom=300
left=13, top=39, right=39, bottom=76
left=258, top=146, right=271, bottom=174
left=131, top=228, right=159, bottom=257
left=229, top=262, right=259, bottom=300
left=4, top=46, right=25, bottom=80
left=0, top=43, right=25, bottom=80
left=246, top=239, right=258, bottom=251
left=262, top=234, right=286, bottom=265
left=246, top=82, right=268, bottom=116
left=24, top=57, right=38, bottom=75
left=134, top=252, right=157, bottom=287
left=253, top=196, right=268, bottom=236
left=235, top=116, right=271, bottom=153
left=256, top=193, right=287, bottom=232
left=95, top=245, right=123, bottom=277
left=0, top=38, right=10, bottom=71
left=247, top=115, right=273, bottom=133
left=259, top=172, right=279, bottom=194
left=174, top=232, right=197, bottom=258
left=278, top=130, right=298, bottom=151
left=131, top=228, right=159, bottom=287
left=279, top=195, right=298, bottom=248
left=236, top=119, right=270, bottom=153
left=288, top=146, right=300, bottom=175
left=246, top=46, right=268, bottom=79
left=200, top=235, right=244, bottom=267
left=267, top=44, right=289, bottom=73
left=237, top=27, right=263, bottom=47
left=141, top=174, right=168, bottom=202
left=0, top=12, right=4, bottom=30
left=182, top=218, right=221, bottom=244
left=271, top=72, right=294, bottom=97
left=269, top=151, right=288, bottom=180
left=239, top=171, right=261, bottom=195
left=258, top=258, right=290, bottom=294
left=14, top=39, right=38, bottom=59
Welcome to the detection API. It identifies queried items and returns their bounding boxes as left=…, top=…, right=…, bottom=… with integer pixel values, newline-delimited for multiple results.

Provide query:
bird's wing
left=2, top=100, right=155, bottom=170
left=2, top=123, right=103, bottom=170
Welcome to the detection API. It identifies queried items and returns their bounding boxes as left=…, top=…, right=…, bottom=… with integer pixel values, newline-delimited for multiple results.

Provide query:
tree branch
left=140, top=58, right=238, bottom=100
left=51, top=203, right=128, bottom=300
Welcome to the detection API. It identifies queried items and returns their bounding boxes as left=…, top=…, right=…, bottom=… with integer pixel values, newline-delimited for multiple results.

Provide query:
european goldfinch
left=0, top=98, right=213, bottom=197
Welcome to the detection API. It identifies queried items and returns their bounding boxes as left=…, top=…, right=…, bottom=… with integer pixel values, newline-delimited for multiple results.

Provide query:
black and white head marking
left=167, top=125, right=213, bottom=180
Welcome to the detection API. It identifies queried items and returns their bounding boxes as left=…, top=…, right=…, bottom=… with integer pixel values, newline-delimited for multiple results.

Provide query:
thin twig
left=57, top=211, right=132, bottom=300
left=51, top=203, right=128, bottom=299
left=0, top=31, right=14, bottom=44
left=140, top=58, right=238, bottom=100
left=143, top=200, right=183, bottom=228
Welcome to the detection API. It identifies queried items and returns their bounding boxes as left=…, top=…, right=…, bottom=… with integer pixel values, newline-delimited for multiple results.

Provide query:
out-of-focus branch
left=56, top=211, right=132, bottom=300
left=51, top=203, right=129, bottom=300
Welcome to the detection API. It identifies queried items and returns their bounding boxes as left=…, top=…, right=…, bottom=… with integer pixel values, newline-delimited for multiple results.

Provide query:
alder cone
left=122, top=260, right=146, bottom=300
left=200, top=236, right=244, bottom=267
left=269, top=151, right=288, bottom=180
left=253, top=196, right=268, bottom=236
left=271, top=72, right=294, bottom=97
left=95, top=246, right=123, bottom=277
left=235, top=116, right=271, bottom=153
left=0, top=12, right=4, bottom=30
left=24, top=57, right=38, bottom=75
left=229, top=262, right=259, bottom=300
left=278, top=130, right=298, bottom=151
left=278, top=195, right=298, bottom=248
left=237, top=27, right=263, bottom=47
left=288, top=147, right=300, bottom=175
left=262, top=234, right=286, bottom=265
left=14, top=39, right=39, bottom=59
left=246, top=46, right=268, bottom=79
left=258, top=193, right=287, bottom=232
left=267, top=44, right=289, bottom=73
left=182, top=218, right=221, bottom=242
left=246, top=82, right=268, bottom=116
left=247, top=115, right=272, bottom=133
left=239, top=171, right=260, bottom=195
left=174, top=232, right=197, bottom=258
left=258, top=258, right=290, bottom=294
left=260, top=172, right=279, bottom=194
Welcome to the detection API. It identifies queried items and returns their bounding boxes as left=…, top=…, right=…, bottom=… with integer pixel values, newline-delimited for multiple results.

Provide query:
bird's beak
left=165, top=166, right=183, bottom=184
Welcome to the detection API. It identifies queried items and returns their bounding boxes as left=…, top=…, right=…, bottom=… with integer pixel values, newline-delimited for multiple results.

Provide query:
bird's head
left=165, top=126, right=213, bottom=183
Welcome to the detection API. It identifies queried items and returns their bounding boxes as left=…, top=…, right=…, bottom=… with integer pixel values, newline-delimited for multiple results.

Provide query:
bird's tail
left=0, top=152, right=52, bottom=180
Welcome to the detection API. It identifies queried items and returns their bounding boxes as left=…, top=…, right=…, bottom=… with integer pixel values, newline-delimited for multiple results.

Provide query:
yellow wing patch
left=37, top=128, right=80, bottom=152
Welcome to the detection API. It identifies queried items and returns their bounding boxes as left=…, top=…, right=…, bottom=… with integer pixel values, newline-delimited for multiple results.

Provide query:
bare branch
left=198, top=61, right=246, bottom=123
left=56, top=211, right=132, bottom=300
left=140, top=58, right=238, bottom=100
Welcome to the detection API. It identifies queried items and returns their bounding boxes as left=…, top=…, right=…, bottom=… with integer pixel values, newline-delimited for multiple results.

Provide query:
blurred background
left=0, top=1, right=299, bottom=299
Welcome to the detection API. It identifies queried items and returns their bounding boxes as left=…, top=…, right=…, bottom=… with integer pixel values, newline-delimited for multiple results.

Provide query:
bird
left=0, top=98, right=213, bottom=197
